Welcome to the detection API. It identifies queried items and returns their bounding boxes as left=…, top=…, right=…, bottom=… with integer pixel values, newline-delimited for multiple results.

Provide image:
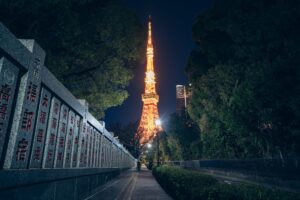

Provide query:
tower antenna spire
left=136, top=17, right=161, bottom=146
left=147, top=15, right=152, bottom=46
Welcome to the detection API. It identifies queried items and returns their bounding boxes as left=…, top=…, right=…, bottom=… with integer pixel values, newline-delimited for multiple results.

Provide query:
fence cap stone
left=78, top=99, right=89, bottom=110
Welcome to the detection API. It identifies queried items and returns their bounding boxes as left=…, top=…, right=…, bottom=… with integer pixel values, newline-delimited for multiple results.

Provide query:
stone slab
left=79, top=120, right=87, bottom=167
left=4, top=40, right=45, bottom=169
left=29, top=87, right=52, bottom=168
left=71, top=115, right=81, bottom=168
left=0, top=58, right=19, bottom=163
left=43, top=97, right=61, bottom=168
left=54, top=104, right=69, bottom=168
left=63, top=110, right=75, bottom=168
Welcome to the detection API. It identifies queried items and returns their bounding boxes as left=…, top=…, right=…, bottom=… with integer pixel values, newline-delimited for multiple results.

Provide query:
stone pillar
left=54, top=104, right=69, bottom=168
left=63, top=110, right=76, bottom=168
left=95, top=131, right=100, bottom=168
left=99, top=134, right=104, bottom=168
left=4, top=40, right=45, bottom=169
left=29, top=87, right=52, bottom=168
left=91, top=128, right=96, bottom=168
left=86, top=124, right=91, bottom=167
left=77, top=99, right=88, bottom=168
left=42, top=97, right=61, bottom=168
left=103, top=138, right=107, bottom=168
left=71, top=115, right=81, bottom=168
left=0, top=58, right=19, bottom=166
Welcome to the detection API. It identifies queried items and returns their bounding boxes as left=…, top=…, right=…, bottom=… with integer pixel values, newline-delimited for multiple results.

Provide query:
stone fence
left=0, top=23, right=136, bottom=199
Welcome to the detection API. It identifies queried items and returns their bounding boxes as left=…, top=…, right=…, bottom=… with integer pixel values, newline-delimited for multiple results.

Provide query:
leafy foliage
left=186, top=0, right=300, bottom=158
left=108, top=121, right=139, bottom=157
left=160, top=113, right=201, bottom=161
left=0, top=0, right=145, bottom=119
left=153, top=166, right=300, bottom=200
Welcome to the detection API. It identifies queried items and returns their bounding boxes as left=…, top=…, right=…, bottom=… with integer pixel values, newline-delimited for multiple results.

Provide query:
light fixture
left=155, top=119, right=161, bottom=126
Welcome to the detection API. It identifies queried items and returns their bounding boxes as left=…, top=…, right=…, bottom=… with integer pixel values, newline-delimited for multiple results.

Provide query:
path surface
left=87, top=166, right=172, bottom=200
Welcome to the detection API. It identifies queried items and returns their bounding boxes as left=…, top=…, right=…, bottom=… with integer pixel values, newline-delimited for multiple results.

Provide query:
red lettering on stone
left=42, top=94, right=49, bottom=107
left=53, top=102, right=59, bottom=114
left=26, top=82, right=38, bottom=103
left=21, top=109, right=34, bottom=131
left=59, top=137, right=64, bottom=147
left=73, top=153, right=77, bottom=162
left=61, top=123, right=66, bottom=133
left=58, top=152, right=63, bottom=161
left=70, top=116, right=73, bottom=124
left=0, top=103, right=7, bottom=120
left=49, top=133, right=55, bottom=145
left=83, top=123, right=86, bottom=133
left=47, top=150, right=53, bottom=160
left=63, top=109, right=68, bottom=120
left=51, top=118, right=57, bottom=129
left=39, top=111, right=46, bottom=124
left=75, top=137, right=79, bottom=144
left=36, top=129, right=43, bottom=142
left=33, top=146, right=41, bottom=160
left=16, top=138, right=28, bottom=161
left=0, top=84, right=11, bottom=101
left=69, top=127, right=73, bottom=136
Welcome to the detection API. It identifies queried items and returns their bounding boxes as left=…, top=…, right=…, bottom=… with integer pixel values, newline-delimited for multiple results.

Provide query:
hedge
left=152, top=166, right=300, bottom=200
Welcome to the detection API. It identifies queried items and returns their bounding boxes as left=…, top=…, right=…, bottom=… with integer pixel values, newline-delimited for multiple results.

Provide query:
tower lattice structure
left=136, top=18, right=161, bottom=146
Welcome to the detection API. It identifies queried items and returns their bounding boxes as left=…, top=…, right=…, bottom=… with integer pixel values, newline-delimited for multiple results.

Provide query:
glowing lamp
left=155, top=119, right=161, bottom=126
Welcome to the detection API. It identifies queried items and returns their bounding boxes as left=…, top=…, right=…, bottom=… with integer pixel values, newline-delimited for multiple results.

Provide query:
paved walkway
left=87, top=166, right=172, bottom=200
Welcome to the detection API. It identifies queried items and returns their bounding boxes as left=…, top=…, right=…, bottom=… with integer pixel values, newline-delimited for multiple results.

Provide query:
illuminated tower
left=136, top=17, right=161, bottom=146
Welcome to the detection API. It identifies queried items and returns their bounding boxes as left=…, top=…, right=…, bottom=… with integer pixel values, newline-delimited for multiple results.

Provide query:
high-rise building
left=136, top=17, right=161, bottom=146
left=176, top=84, right=192, bottom=115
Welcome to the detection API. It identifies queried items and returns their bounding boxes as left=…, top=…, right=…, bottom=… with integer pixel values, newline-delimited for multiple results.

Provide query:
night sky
left=105, top=0, right=213, bottom=126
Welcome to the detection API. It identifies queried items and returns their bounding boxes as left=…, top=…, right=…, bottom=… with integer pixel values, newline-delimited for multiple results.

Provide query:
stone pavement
left=87, top=166, right=172, bottom=200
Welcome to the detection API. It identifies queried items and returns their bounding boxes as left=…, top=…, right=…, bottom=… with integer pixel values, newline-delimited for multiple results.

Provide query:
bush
left=153, top=166, right=300, bottom=200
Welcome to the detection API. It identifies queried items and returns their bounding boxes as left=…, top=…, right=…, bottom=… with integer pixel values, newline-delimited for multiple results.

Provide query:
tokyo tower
left=136, top=17, right=161, bottom=146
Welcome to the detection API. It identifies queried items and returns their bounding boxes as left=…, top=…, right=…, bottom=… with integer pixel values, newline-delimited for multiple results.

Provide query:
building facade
left=176, top=84, right=192, bottom=115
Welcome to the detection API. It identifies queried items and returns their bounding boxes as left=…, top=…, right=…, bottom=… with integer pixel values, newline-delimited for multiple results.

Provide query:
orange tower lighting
left=136, top=17, right=161, bottom=146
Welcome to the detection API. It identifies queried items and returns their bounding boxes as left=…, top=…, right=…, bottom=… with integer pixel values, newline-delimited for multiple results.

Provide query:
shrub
left=153, top=166, right=300, bottom=200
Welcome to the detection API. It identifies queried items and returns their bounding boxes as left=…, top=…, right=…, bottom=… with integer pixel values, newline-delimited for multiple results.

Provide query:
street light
left=155, top=119, right=161, bottom=126
left=147, top=143, right=152, bottom=149
left=155, top=118, right=162, bottom=166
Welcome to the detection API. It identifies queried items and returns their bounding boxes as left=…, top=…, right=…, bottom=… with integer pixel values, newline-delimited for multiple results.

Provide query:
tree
left=186, top=0, right=300, bottom=158
left=162, top=113, right=201, bottom=160
left=108, top=121, right=139, bottom=157
left=0, top=0, right=145, bottom=119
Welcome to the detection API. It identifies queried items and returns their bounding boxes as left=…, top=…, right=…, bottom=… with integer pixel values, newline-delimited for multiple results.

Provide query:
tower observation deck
left=136, top=17, right=161, bottom=146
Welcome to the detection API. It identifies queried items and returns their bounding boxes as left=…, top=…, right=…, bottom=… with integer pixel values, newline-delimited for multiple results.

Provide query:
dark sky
left=105, top=0, right=213, bottom=126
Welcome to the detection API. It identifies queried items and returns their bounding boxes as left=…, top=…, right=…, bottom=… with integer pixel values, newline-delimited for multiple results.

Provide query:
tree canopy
left=186, top=0, right=300, bottom=158
left=156, top=113, right=201, bottom=162
left=165, top=113, right=201, bottom=160
left=108, top=121, right=139, bottom=157
left=0, top=0, right=145, bottom=119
